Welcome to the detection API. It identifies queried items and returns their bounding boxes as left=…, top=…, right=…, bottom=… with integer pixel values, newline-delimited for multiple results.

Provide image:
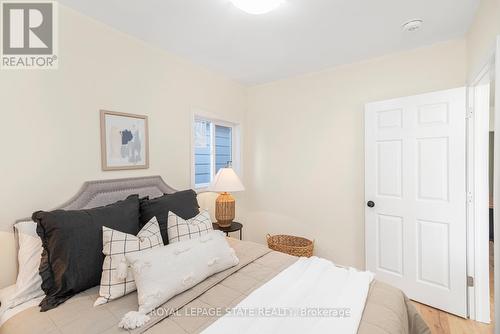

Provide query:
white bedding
left=0, top=285, right=43, bottom=327
left=202, top=256, right=374, bottom=334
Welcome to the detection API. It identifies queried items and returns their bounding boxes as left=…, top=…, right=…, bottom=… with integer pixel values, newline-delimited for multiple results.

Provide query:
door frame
left=467, top=58, right=493, bottom=323
left=494, top=35, right=500, bottom=331
left=466, top=35, right=499, bottom=323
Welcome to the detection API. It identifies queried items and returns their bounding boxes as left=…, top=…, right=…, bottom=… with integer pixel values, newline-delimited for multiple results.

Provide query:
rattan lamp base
left=215, top=192, right=235, bottom=228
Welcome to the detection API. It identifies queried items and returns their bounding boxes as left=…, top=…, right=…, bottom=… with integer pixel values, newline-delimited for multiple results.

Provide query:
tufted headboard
left=16, top=175, right=177, bottom=223
left=11, top=176, right=177, bottom=275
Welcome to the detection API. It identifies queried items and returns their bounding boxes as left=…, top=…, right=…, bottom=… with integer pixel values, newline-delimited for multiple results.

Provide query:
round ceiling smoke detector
left=402, top=19, right=423, bottom=32
left=230, top=0, right=285, bottom=15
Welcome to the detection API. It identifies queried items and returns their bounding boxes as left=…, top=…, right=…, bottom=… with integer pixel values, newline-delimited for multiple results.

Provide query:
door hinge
left=466, top=106, right=474, bottom=119
left=467, top=276, right=474, bottom=287
left=467, top=192, right=473, bottom=204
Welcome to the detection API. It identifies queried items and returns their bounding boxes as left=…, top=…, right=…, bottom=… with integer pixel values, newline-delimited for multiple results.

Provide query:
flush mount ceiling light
left=402, top=19, right=424, bottom=32
left=230, top=0, right=285, bottom=15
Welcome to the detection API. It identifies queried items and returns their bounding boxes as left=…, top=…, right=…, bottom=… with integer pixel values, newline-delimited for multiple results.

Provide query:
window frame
left=191, top=111, right=241, bottom=191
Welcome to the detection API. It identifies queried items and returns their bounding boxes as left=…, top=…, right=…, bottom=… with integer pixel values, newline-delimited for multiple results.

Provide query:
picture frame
left=100, top=110, right=149, bottom=171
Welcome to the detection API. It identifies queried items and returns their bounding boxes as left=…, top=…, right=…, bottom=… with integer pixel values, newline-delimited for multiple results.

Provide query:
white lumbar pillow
left=95, top=217, right=163, bottom=306
left=0, top=221, right=44, bottom=313
left=167, top=209, right=213, bottom=243
left=119, top=230, right=239, bottom=330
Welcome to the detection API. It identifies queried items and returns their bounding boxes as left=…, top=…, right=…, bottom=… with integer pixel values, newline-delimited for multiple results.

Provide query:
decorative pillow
left=139, top=190, right=200, bottom=245
left=1, top=221, right=44, bottom=312
left=32, top=194, right=141, bottom=311
left=167, top=209, right=213, bottom=243
left=119, top=231, right=239, bottom=330
left=95, top=217, right=163, bottom=306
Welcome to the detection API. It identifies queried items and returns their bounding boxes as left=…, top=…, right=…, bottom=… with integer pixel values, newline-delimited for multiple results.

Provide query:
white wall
left=241, top=40, right=467, bottom=269
left=0, top=6, right=246, bottom=288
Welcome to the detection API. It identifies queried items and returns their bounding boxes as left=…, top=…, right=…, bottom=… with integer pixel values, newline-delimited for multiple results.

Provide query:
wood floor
left=411, top=242, right=494, bottom=334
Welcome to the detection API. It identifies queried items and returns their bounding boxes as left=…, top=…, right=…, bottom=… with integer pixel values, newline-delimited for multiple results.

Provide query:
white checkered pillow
left=94, top=217, right=163, bottom=306
left=167, top=210, right=213, bottom=243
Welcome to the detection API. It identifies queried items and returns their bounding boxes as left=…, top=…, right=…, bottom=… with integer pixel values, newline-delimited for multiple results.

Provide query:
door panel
left=417, top=137, right=449, bottom=201
left=377, top=214, right=404, bottom=276
left=417, top=219, right=450, bottom=288
left=377, top=109, right=403, bottom=128
left=377, top=140, right=402, bottom=198
left=418, top=103, right=449, bottom=125
left=365, top=87, right=467, bottom=317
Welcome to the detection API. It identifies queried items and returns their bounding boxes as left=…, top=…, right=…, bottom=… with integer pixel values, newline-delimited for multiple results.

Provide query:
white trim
left=190, top=108, right=242, bottom=192
left=467, top=61, right=493, bottom=323
left=494, top=35, right=500, bottom=331
left=468, top=43, right=497, bottom=85
left=466, top=83, right=475, bottom=319
left=210, top=121, right=216, bottom=186
left=460, top=35, right=499, bottom=325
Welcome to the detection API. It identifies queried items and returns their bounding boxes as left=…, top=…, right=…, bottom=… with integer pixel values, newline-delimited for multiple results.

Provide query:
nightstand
left=212, top=222, right=243, bottom=240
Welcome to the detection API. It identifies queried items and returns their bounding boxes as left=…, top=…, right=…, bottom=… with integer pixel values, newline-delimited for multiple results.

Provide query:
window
left=193, top=117, right=236, bottom=188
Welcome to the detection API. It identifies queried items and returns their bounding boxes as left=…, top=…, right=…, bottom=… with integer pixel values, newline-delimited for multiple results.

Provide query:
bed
left=0, top=176, right=430, bottom=334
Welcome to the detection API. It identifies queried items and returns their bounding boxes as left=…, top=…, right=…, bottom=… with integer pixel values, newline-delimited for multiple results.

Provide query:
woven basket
left=266, top=234, right=314, bottom=257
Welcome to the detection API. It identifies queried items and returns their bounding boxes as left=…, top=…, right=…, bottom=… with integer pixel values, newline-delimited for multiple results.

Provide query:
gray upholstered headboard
left=12, top=176, right=176, bottom=273
left=16, top=176, right=177, bottom=223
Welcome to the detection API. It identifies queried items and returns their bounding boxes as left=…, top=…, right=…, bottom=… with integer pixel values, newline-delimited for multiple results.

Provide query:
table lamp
left=210, top=166, right=245, bottom=227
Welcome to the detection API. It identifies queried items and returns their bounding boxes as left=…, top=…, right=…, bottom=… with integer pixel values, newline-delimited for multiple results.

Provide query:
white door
left=365, top=87, right=467, bottom=317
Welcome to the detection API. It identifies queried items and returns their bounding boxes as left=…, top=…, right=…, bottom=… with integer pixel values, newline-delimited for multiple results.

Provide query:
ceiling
left=59, top=0, right=479, bottom=85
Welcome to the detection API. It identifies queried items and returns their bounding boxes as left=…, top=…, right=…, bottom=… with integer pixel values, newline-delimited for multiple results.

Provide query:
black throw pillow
left=139, top=190, right=200, bottom=245
left=32, top=194, right=141, bottom=311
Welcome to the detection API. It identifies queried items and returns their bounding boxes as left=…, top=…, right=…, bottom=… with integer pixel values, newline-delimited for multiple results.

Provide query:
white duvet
left=202, top=256, right=374, bottom=334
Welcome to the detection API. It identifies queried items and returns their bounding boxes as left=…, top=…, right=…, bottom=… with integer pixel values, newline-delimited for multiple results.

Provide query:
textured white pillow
left=1, top=221, right=44, bottom=312
left=167, top=209, right=213, bottom=243
left=119, top=231, right=239, bottom=329
left=95, top=217, right=163, bottom=306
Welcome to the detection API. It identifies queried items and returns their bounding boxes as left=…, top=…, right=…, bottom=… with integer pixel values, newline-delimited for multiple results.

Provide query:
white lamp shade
left=210, top=168, right=245, bottom=192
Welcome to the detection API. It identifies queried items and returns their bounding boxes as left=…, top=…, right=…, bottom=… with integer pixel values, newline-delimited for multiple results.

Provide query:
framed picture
left=100, top=110, right=149, bottom=171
